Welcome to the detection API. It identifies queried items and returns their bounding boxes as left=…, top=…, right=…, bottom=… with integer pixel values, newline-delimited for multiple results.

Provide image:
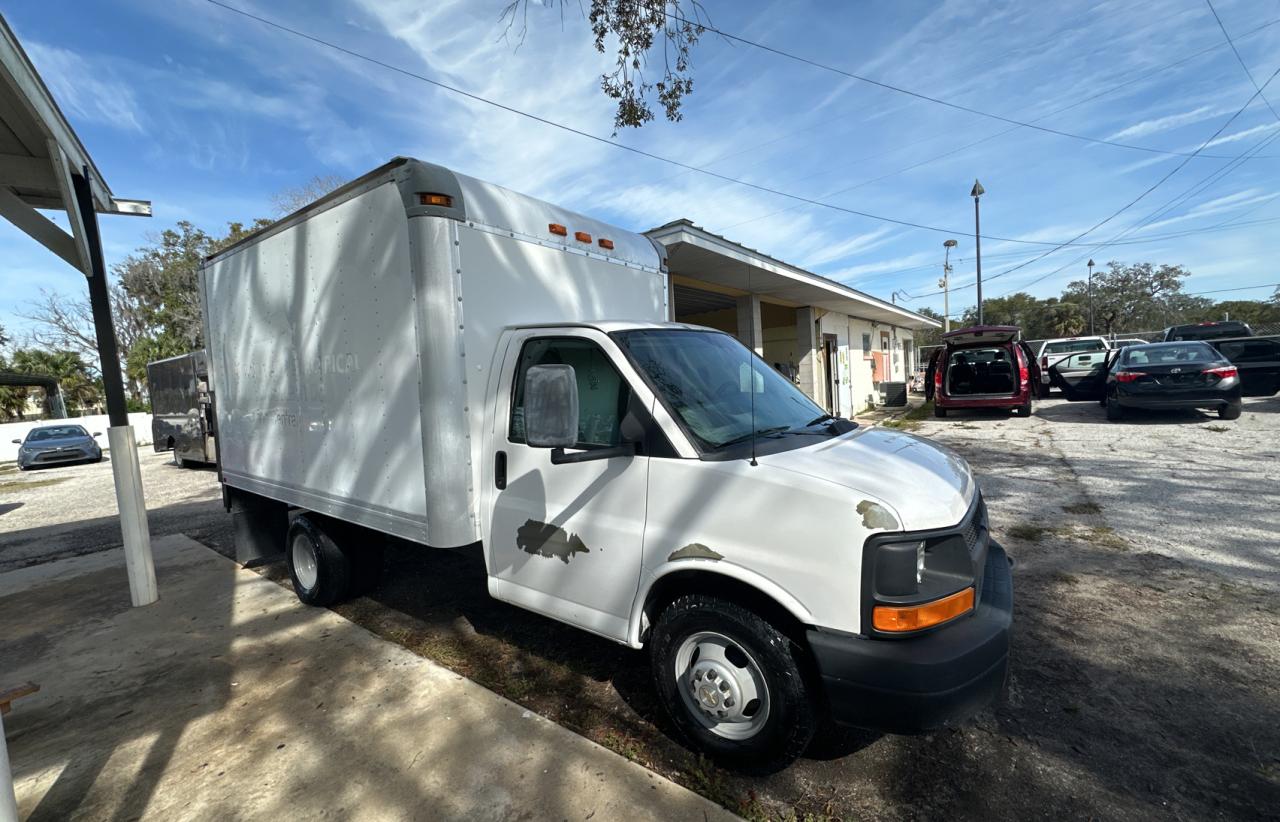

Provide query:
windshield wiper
left=802, top=413, right=836, bottom=427
left=714, top=426, right=791, bottom=449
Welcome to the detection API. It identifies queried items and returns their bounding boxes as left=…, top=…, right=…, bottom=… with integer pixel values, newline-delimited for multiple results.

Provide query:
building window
left=861, top=333, right=872, bottom=358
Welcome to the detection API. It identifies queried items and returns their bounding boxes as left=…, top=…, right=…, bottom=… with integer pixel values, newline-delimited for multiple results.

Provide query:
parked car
left=1047, top=341, right=1242, bottom=421
left=13, top=424, right=103, bottom=470
left=1035, top=336, right=1109, bottom=394
left=927, top=325, right=1040, bottom=417
left=1161, top=321, right=1253, bottom=341
left=1210, top=335, right=1280, bottom=396
left=1109, top=338, right=1147, bottom=349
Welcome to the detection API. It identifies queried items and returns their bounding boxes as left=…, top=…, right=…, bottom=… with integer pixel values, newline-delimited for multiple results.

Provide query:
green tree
left=1207, top=300, right=1280, bottom=327
left=1062, top=262, right=1209, bottom=334
left=9, top=349, right=102, bottom=415
left=501, top=1, right=708, bottom=131
left=911, top=307, right=945, bottom=347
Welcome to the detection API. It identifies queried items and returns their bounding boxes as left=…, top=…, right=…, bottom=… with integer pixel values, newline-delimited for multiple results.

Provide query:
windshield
left=613, top=329, right=827, bottom=450
left=27, top=426, right=88, bottom=442
left=1042, top=339, right=1105, bottom=356
left=1123, top=343, right=1218, bottom=366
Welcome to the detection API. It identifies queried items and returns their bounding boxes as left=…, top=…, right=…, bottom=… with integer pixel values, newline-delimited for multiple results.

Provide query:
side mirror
left=92, top=432, right=102, bottom=437
left=11, top=439, right=20, bottom=444
left=524, top=364, right=579, bottom=449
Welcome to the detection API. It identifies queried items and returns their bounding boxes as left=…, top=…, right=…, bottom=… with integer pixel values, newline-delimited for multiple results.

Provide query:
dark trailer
left=146, top=350, right=216, bottom=467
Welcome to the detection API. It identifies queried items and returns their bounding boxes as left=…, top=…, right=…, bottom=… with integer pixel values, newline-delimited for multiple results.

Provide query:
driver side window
left=510, top=337, right=629, bottom=449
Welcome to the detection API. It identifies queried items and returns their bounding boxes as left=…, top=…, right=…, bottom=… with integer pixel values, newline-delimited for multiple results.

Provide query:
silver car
left=13, top=424, right=103, bottom=470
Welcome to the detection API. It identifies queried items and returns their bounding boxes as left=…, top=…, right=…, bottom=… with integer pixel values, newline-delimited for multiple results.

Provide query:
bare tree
left=500, top=1, right=709, bottom=131
left=269, top=174, right=346, bottom=217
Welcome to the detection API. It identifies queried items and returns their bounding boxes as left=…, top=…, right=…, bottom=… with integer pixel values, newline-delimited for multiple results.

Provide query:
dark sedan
left=13, top=424, right=104, bottom=470
left=1047, top=341, right=1242, bottom=421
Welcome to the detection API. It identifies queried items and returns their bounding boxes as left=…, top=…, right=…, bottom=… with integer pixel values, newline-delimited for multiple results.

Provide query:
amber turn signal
left=549, top=223, right=568, bottom=236
left=418, top=193, right=453, bottom=207
left=873, top=587, right=974, bottom=632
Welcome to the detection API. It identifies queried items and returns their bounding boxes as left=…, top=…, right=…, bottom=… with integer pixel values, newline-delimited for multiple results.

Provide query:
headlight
left=874, top=540, right=927, bottom=596
left=916, top=541, right=926, bottom=584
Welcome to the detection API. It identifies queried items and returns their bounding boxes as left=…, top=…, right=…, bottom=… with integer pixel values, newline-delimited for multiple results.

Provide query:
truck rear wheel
left=650, top=594, right=815, bottom=774
left=286, top=514, right=352, bottom=606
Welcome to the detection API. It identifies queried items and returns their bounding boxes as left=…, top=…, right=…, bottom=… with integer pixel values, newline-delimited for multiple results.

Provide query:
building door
left=821, top=334, right=839, bottom=414
left=871, top=330, right=891, bottom=386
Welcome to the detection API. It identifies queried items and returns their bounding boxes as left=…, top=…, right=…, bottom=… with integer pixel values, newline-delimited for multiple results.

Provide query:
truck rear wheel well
left=642, top=570, right=809, bottom=648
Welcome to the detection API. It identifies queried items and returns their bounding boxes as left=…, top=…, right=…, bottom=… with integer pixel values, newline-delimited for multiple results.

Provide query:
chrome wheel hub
left=674, top=631, right=770, bottom=740
left=291, top=534, right=319, bottom=591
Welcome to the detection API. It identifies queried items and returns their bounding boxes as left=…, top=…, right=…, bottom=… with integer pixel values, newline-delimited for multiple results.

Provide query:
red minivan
left=926, top=326, right=1041, bottom=418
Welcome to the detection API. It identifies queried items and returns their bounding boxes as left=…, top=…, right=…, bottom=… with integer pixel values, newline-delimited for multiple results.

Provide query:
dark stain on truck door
left=516, top=519, right=590, bottom=564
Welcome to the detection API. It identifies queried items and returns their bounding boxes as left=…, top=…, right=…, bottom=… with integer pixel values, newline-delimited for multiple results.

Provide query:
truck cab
left=481, top=321, right=1011, bottom=771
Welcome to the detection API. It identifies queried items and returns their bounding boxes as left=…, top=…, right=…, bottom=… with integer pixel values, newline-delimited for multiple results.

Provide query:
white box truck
left=199, top=157, right=1012, bottom=773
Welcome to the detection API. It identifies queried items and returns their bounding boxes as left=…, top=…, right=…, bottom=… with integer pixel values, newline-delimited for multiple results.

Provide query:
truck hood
left=759, top=427, right=976, bottom=532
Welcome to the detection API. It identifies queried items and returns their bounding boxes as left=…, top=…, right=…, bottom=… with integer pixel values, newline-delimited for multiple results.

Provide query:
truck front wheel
left=286, top=514, right=352, bottom=606
left=650, top=594, right=815, bottom=774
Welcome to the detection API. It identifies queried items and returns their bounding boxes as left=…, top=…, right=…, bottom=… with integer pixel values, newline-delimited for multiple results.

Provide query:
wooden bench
left=0, top=683, right=39, bottom=715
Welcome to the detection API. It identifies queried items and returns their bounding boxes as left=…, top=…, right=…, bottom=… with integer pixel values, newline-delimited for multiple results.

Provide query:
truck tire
left=1219, top=402, right=1242, bottom=420
left=286, top=514, right=352, bottom=606
left=1105, top=396, right=1124, bottom=421
left=1012, top=398, right=1032, bottom=417
left=650, top=594, right=816, bottom=775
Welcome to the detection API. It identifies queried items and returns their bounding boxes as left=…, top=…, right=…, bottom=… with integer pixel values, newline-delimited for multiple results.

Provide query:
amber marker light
left=574, top=231, right=592, bottom=243
left=418, top=193, right=452, bottom=207
left=873, top=587, right=975, bottom=633
left=598, top=238, right=615, bottom=249
left=549, top=223, right=568, bottom=236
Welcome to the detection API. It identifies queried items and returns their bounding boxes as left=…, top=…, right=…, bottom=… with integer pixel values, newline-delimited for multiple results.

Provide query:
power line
left=669, top=10, right=1280, bottom=161
left=990, top=126, right=1280, bottom=298
left=1205, top=0, right=1280, bottom=122
left=713, top=14, right=1280, bottom=236
left=202, top=0, right=1156, bottom=249
left=906, top=67, right=1280, bottom=301
left=848, top=212, right=1280, bottom=287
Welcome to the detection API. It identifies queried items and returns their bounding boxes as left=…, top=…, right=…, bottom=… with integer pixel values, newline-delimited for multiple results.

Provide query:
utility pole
left=941, top=239, right=957, bottom=333
left=971, top=180, right=985, bottom=325
left=1087, top=259, right=1095, bottom=335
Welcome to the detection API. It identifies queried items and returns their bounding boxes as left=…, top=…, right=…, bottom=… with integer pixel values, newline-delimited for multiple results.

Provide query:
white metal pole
left=1, top=709, right=18, bottom=822
left=108, top=425, right=157, bottom=606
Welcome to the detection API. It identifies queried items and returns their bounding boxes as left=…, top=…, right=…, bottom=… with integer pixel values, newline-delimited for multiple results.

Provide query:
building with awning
left=0, top=12, right=156, bottom=609
left=648, top=220, right=939, bottom=415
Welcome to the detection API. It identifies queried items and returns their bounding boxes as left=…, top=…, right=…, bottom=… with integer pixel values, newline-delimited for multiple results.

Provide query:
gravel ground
left=3, top=397, right=1279, bottom=819
left=0, top=447, right=229, bottom=572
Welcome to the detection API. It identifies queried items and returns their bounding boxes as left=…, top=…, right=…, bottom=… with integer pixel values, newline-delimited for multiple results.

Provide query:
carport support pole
left=0, top=709, right=16, bottom=822
left=73, top=171, right=157, bottom=607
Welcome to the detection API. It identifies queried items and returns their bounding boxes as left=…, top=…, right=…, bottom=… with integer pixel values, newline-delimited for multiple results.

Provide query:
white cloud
left=23, top=42, right=145, bottom=133
left=1106, top=105, right=1231, bottom=141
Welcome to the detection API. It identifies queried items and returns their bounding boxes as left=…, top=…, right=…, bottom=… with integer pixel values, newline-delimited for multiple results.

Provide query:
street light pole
left=1087, top=259, right=1095, bottom=335
left=941, top=239, right=957, bottom=333
left=971, top=179, right=985, bottom=325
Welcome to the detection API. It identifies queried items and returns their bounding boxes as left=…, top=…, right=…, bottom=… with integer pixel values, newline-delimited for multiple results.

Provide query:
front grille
left=961, top=496, right=986, bottom=552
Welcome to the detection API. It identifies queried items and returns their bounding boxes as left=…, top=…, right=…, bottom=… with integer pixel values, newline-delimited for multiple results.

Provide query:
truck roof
left=514, top=320, right=722, bottom=334
left=203, top=157, right=664, bottom=272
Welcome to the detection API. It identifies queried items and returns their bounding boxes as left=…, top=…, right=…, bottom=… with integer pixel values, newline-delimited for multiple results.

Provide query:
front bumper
left=808, top=540, right=1013, bottom=733
left=20, top=447, right=100, bottom=468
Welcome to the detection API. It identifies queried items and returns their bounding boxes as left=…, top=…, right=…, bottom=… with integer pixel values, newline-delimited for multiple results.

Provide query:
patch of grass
left=0, top=477, right=67, bottom=493
left=883, top=401, right=933, bottom=431
left=1084, top=525, right=1129, bottom=551
left=1203, top=424, right=1230, bottom=433
left=1008, top=522, right=1050, bottom=542
left=1062, top=501, right=1103, bottom=515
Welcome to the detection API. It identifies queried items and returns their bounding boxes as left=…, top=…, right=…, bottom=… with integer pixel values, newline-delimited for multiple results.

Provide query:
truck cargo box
left=199, top=157, right=668, bottom=548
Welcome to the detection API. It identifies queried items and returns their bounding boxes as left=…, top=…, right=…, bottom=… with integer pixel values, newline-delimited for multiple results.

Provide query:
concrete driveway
left=0, top=535, right=735, bottom=821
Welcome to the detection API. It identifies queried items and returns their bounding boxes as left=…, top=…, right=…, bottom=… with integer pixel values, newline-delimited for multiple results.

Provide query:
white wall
left=0, top=413, right=152, bottom=463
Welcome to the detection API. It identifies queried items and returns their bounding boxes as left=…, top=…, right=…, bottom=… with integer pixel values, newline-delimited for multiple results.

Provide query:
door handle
left=494, top=451, right=507, bottom=490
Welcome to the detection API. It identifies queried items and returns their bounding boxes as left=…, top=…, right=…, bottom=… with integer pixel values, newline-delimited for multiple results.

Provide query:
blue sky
left=3, top=0, right=1279, bottom=339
